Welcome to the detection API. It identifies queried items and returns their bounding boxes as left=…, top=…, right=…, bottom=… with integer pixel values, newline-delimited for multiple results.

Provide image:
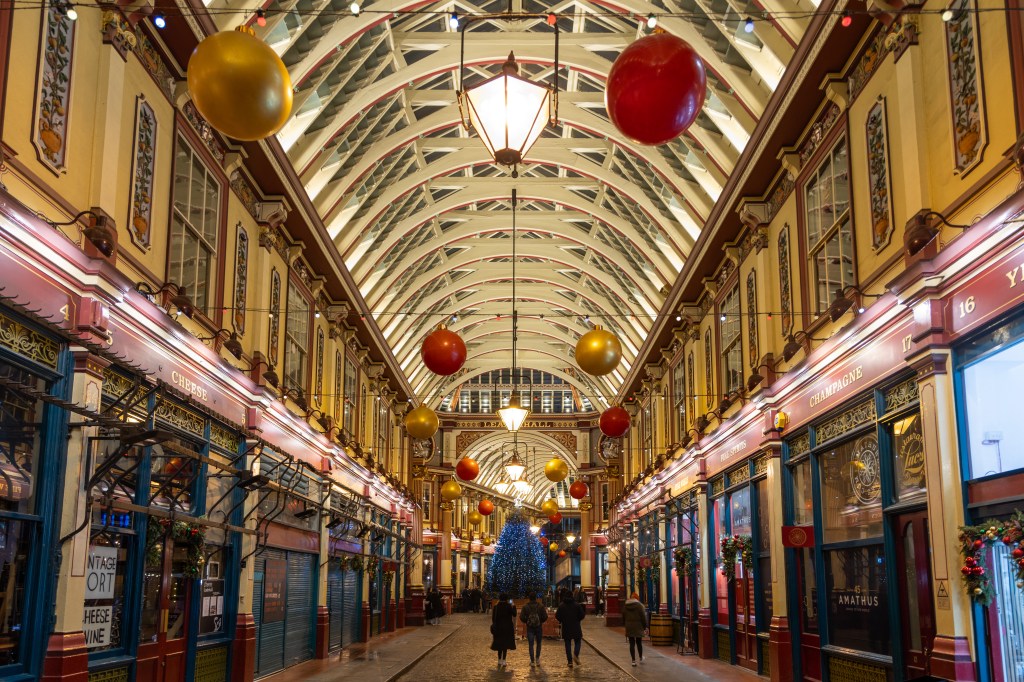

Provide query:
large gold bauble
left=404, top=405, right=439, bottom=440
left=549, top=542, right=559, bottom=552
left=440, top=479, right=462, bottom=502
left=544, top=457, right=569, bottom=482
left=540, top=498, right=559, bottom=516
left=574, top=325, right=622, bottom=376
left=468, top=510, right=484, bottom=525
left=187, top=27, right=293, bottom=141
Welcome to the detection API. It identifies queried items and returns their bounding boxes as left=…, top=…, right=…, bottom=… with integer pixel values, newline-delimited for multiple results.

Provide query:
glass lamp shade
left=513, top=478, right=532, bottom=495
left=464, top=52, right=551, bottom=167
left=503, top=451, right=526, bottom=480
left=566, top=534, right=577, bottom=544
left=497, top=394, right=530, bottom=433
left=494, top=481, right=512, bottom=495
left=530, top=524, right=541, bottom=534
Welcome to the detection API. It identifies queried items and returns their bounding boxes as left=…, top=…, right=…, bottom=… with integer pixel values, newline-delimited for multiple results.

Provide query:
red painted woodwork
left=733, top=569, right=757, bottom=671
left=604, top=589, right=622, bottom=627
left=794, top=549, right=821, bottom=681
left=137, top=537, right=190, bottom=682
left=406, top=588, right=425, bottom=626
left=930, top=635, right=978, bottom=681
left=768, top=616, right=793, bottom=682
left=361, top=601, right=371, bottom=642
left=231, top=613, right=257, bottom=682
left=40, top=632, right=89, bottom=682
left=697, top=608, right=714, bottom=659
left=315, top=605, right=329, bottom=658
left=397, top=599, right=406, bottom=629
left=895, top=511, right=937, bottom=679
left=388, top=600, right=397, bottom=632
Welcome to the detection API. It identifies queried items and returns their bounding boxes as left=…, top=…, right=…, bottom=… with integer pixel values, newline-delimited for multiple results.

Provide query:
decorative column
left=605, top=540, right=624, bottom=627
left=406, top=507, right=426, bottom=625
left=440, top=501, right=454, bottom=614
left=315, top=504, right=329, bottom=658
left=696, top=485, right=714, bottom=659
left=657, top=515, right=669, bottom=614
left=580, top=508, right=593, bottom=611
left=42, top=350, right=106, bottom=682
left=763, top=443, right=792, bottom=682
left=912, top=348, right=977, bottom=680
left=232, top=439, right=261, bottom=682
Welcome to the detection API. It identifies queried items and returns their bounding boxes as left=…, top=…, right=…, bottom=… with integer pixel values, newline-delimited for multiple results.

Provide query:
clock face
left=598, top=434, right=621, bottom=463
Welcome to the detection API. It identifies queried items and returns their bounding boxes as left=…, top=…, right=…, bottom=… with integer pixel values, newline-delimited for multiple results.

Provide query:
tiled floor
left=263, top=613, right=763, bottom=682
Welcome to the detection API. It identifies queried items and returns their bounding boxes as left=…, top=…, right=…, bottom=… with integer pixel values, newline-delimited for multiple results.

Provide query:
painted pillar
left=360, top=534, right=371, bottom=642
left=440, top=504, right=453, bottom=613
left=764, top=444, right=793, bottom=682
left=406, top=517, right=425, bottom=625
left=580, top=510, right=592, bottom=592
left=88, top=20, right=127, bottom=219
left=315, top=511, right=329, bottom=658
left=42, top=351, right=106, bottom=682
left=697, top=485, right=714, bottom=659
left=231, top=441, right=261, bottom=682
left=913, top=349, right=977, bottom=680
left=605, top=542, right=624, bottom=627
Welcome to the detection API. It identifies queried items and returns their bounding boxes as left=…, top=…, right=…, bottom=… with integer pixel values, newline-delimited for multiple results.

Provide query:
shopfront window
left=756, top=478, right=772, bottom=628
left=713, top=496, right=728, bottom=623
left=804, top=138, right=854, bottom=315
left=84, top=521, right=132, bottom=653
left=960, top=321, right=1024, bottom=478
left=799, top=548, right=818, bottom=633
left=730, top=487, right=752, bottom=536
left=819, top=434, right=882, bottom=543
left=170, top=135, right=220, bottom=314
left=891, top=412, right=926, bottom=501
left=825, top=545, right=890, bottom=655
left=150, top=440, right=200, bottom=515
left=792, top=459, right=813, bottom=526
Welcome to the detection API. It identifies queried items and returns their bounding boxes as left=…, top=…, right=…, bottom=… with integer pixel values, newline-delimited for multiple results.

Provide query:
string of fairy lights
left=22, top=0, right=1022, bottom=30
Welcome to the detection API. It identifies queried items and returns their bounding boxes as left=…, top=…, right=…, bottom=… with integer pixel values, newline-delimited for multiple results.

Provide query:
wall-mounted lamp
left=135, top=281, right=194, bottom=319
left=47, top=210, right=115, bottom=257
left=197, top=328, right=244, bottom=360
left=282, top=386, right=308, bottom=412
left=904, top=209, right=972, bottom=257
left=827, top=285, right=883, bottom=322
left=782, top=331, right=827, bottom=362
left=694, top=414, right=710, bottom=433
left=718, top=390, right=744, bottom=413
left=747, top=360, right=786, bottom=392
left=244, top=359, right=280, bottom=388
left=305, top=408, right=334, bottom=434
left=294, top=502, right=319, bottom=520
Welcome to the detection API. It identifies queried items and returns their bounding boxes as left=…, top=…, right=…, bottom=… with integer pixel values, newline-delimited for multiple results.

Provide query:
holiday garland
left=958, top=510, right=1024, bottom=606
left=720, top=534, right=753, bottom=581
left=673, top=546, right=693, bottom=575
left=143, top=518, right=206, bottom=577
left=350, top=555, right=364, bottom=572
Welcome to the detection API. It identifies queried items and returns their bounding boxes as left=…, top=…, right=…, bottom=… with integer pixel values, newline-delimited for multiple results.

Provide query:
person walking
left=490, top=592, right=517, bottom=668
left=555, top=590, right=585, bottom=667
left=428, top=587, right=444, bottom=625
left=519, top=591, right=548, bottom=667
left=595, top=587, right=605, bottom=617
left=622, top=592, right=648, bottom=666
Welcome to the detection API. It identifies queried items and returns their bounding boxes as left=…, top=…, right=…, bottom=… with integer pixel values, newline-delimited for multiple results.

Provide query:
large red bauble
left=549, top=512, right=562, bottom=525
left=605, top=32, right=707, bottom=145
left=569, top=480, right=589, bottom=500
left=421, top=325, right=467, bottom=376
left=540, top=536, right=549, bottom=546
left=558, top=550, right=567, bottom=557
left=600, top=406, right=631, bottom=438
left=456, top=457, right=480, bottom=481
left=478, top=499, right=495, bottom=516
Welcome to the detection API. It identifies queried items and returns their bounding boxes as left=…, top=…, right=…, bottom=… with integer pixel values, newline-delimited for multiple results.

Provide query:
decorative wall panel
left=128, top=97, right=157, bottom=249
left=865, top=99, right=894, bottom=251
left=315, top=328, right=325, bottom=405
left=269, top=269, right=281, bottom=365
left=746, top=271, right=758, bottom=368
left=704, top=329, right=713, bottom=409
left=778, top=225, right=793, bottom=338
left=944, top=0, right=986, bottom=175
left=34, top=4, right=76, bottom=174
left=233, top=224, right=248, bottom=335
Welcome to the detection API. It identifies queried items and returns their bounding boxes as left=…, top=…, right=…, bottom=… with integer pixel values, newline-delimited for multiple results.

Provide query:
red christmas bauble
left=961, top=565, right=972, bottom=575
left=549, top=512, right=562, bottom=525
left=558, top=550, right=567, bottom=557
left=540, top=536, right=549, bottom=546
left=599, top=406, right=631, bottom=438
left=1013, top=548, right=1024, bottom=559
left=605, top=32, right=707, bottom=146
left=456, top=457, right=480, bottom=481
left=569, top=480, right=589, bottom=500
left=575, top=547, right=582, bottom=555
left=965, top=556, right=976, bottom=567
left=421, top=325, right=467, bottom=376
left=1003, top=535, right=1015, bottom=545
left=478, top=499, right=495, bottom=516
left=973, top=539, right=984, bottom=549
left=971, top=566, right=984, bottom=576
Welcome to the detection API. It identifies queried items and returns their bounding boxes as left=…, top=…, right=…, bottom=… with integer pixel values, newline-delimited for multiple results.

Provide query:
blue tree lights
left=486, top=512, right=547, bottom=597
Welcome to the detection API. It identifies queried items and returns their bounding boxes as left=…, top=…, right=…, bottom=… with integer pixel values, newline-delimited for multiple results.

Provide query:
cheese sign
left=83, top=606, right=113, bottom=648
left=85, top=546, right=118, bottom=599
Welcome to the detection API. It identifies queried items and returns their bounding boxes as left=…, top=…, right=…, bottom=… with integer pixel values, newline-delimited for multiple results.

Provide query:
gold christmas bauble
left=440, top=479, right=462, bottom=502
left=468, top=510, right=484, bottom=525
left=404, top=405, right=439, bottom=440
left=187, top=28, right=293, bottom=141
left=549, top=542, right=559, bottom=552
left=540, top=498, right=559, bottom=516
left=574, top=326, right=622, bottom=376
left=545, top=457, right=569, bottom=482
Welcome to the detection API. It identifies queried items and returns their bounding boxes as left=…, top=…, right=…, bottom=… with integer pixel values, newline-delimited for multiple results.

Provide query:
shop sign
left=785, top=319, right=911, bottom=429
left=0, top=247, right=82, bottom=335
left=262, top=559, right=287, bottom=623
left=936, top=580, right=951, bottom=610
left=948, top=239, right=1024, bottom=337
left=85, top=546, right=118, bottom=599
left=830, top=587, right=882, bottom=614
left=782, top=525, right=815, bottom=548
left=201, top=579, right=225, bottom=633
left=704, top=415, right=769, bottom=477
left=83, top=606, right=113, bottom=648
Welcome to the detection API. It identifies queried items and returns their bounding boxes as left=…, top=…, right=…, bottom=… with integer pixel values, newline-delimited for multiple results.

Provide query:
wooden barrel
left=649, top=613, right=673, bottom=646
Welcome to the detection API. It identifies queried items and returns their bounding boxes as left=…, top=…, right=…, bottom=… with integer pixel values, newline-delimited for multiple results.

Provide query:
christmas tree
left=486, top=512, right=547, bottom=598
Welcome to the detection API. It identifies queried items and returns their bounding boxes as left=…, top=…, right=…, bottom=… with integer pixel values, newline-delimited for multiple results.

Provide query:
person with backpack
left=519, top=591, right=548, bottom=667
left=555, top=590, right=585, bottom=667
left=622, top=592, right=648, bottom=666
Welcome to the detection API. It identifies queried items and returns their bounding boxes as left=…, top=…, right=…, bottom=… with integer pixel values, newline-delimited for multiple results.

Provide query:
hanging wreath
left=673, top=546, right=693, bottom=575
left=167, top=520, right=207, bottom=578
left=383, top=569, right=395, bottom=591
left=720, top=535, right=752, bottom=581
left=338, top=555, right=351, bottom=571
left=958, top=510, right=1024, bottom=605
left=350, top=555, right=364, bottom=572
left=367, top=555, right=380, bottom=575
left=145, top=519, right=166, bottom=566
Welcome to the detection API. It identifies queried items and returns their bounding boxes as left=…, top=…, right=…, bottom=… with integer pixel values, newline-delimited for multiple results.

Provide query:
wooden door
left=734, top=563, right=757, bottom=670
left=895, top=511, right=936, bottom=678
left=795, top=548, right=821, bottom=682
left=136, top=539, right=191, bottom=682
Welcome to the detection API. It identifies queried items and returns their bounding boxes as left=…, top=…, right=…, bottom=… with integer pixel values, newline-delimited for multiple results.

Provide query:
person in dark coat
left=428, top=587, right=444, bottom=625
left=490, top=592, right=517, bottom=667
left=622, top=592, right=648, bottom=666
left=555, top=590, right=585, bottom=667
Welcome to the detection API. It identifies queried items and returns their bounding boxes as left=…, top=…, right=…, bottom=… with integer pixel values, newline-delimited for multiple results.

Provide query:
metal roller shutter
left=342, top=569, right=360, bottom=648
left=255, top=549, right=287, bottom=676
left=284, top=552, right=316, bottom=667
left=327, top=561, right=343, bottom=651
